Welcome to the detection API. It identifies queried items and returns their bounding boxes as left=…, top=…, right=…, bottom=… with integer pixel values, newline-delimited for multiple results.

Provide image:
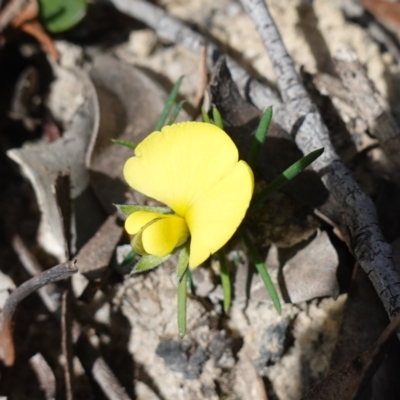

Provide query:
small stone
left=185, top=346, right=208, bottom=379
left=156, top=339, right=189, bottom=373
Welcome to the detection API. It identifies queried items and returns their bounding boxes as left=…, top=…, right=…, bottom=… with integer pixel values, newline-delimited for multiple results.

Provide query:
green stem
left=218, top=250, right=231, bottom=312
left=178, top=268, right=188, bottom=337
left=177, top=243, right=190, bottom=336
left=239, top=228, right=281, bottom=314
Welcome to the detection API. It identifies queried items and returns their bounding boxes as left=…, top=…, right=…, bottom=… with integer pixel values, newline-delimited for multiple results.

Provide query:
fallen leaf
left=8, top=68, right=105, bottom=261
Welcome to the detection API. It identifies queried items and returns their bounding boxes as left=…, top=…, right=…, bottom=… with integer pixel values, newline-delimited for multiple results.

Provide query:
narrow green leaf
left=212, top=107, right=224, bottom=130
left=131, top=254, right=171, bottom=275
left=168, top=100, right=185, bottom=125
left=239, top=228, right=281, bottom=314
left=252, top=147, right=324, bottom=208
left=39, top=0, right=86, bottom=33
left=248, top=107, right=273, bottom=168
left=114, top=204, right=172, bottom=217
left=121, top=249, right=137, bottom=267
left=177, top=242, right=190, bottom=281
left=155, top=76, right=184, bottom=131
left=111, top=139, right=137, bottom=150
left=177, top=242, right=189, bottom=336
left=218, top=250, right=231, bottom=312
left=201, top=108, right=211, bottom=124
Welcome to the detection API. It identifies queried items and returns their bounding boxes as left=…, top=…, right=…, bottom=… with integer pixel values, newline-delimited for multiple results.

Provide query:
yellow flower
left=123, top=122, right=254, bottom=268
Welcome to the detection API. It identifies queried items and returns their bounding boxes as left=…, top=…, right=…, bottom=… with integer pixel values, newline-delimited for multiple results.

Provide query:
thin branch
left=108, top=0, right=285, bottom=121
left=12, top=242, right=132, bottom=399
left=239, top=0, right=400, bottom=321
left=334, top=47, right=400, bottom=173
left=0, top=261, right=78, bottom=366
left=12, top=235, right=60, bottom=312
left=61, top=289, right=74, bottom=400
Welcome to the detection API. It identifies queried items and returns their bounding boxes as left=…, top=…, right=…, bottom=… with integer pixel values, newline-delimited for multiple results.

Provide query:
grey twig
left=108, top=0, right=285, bottom=121
left=11, top=239, right=132, bottom=400
left=334, top=47, right=400, bottom=174
left=12, top=235, right=60, bottom=312
left=0, top=261, right=78, bottom=366
left=239, top=0, right=400, bottom=320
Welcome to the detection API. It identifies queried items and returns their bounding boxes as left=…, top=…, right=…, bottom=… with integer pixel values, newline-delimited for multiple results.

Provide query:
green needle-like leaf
left=187, top=267, right=196, bottom=295
left=131, top=254, right=171, bottom=275
left=212, top=107, right=224, bottom=130
left=201, top=108, right=211, bottom=123
left=247, top=107, right=273, bottom=168
left=218, top=250, right=231, bottom=312
left=168, top=100, right=185, bottom=125
left=239, top=228, right=281, bottom=314
left=114, top=204, right=172, bottom=217
left=252, top=147, right=324, bottom=208
left=121, top=249, right=137, bottom=267
left=177, top=245, right=190, bottom=336
left=155, top=76, right=184, bottom=131
left=111, top=139, right=137, bottom=150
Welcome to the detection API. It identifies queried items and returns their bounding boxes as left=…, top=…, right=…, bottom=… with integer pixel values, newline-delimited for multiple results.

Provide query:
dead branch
left=239, top=0, right=400, bottom=321
left=108, top=0, right=285, bottom=122
left=342, top=0, right=400, bottom=65
left=61, top=289, right=74, bottom=400
left=12, top=238, right=132, bottom=400
left=12, top=235, right=60, bottom=312
left=334, top=46, right=400, bottom=174
left=0, top=260, right=78, bottom=366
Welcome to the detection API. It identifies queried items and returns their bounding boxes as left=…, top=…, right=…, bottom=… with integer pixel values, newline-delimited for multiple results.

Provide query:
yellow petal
left=123, top=122, right=239, bottom=216
left=125, top=211, right=168, bottom=234
left=186, top=161, right=254, bottom=268
left=142, top=215, right=190, bottom=257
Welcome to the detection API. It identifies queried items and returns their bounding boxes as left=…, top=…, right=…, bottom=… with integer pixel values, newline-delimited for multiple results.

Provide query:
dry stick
left=12, top=235, right=60, bottom=312
left=12, top=238, right=132, bottom=400
left=61, top=290, right=74, bottom=400
left=334, top=47, right=400, bottom=173
left=108, top=0, right=286, bottom=123
left=29, top=353, right=57, bottom=400
left=239, top=0, right=400, bottom=320
left=0, top=261, right=78, bottom=366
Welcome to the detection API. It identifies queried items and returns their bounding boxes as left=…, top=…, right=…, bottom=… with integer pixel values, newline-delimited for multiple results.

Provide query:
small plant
left=114, top=78, right=323, bottom=335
